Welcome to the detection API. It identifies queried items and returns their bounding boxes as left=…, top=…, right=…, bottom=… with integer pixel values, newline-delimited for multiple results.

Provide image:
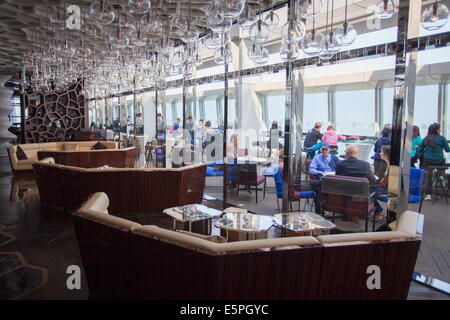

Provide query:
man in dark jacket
left=336, top=144, right=377, bottom=185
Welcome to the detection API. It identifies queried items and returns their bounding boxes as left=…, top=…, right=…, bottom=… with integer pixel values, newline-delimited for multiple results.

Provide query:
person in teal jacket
left=411, top=125, right=422, bottom=168
left=418, top=123, right=450, bottom=198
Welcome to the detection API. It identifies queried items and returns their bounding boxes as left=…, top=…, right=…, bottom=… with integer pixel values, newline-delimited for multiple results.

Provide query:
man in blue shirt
left=309, top=143, right=339, bottom=179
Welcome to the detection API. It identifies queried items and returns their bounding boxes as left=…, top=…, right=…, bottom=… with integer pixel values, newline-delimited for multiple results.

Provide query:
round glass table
left=273, top=212, right=336, bottom=237
left=164, top=204, right=223, bottom=235
left=214, top=212, right=274, bottom=242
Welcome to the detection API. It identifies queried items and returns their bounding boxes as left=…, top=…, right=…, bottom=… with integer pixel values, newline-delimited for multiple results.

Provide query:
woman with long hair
left=418, top=123, right=450, bottom=199
left=411, top=125, right=422, bottom=167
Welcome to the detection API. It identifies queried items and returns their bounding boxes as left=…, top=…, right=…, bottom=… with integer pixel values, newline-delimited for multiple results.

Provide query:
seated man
left=336, top=144, right=377, bottom=184
left=335, top=144, right=379, bottom=222
left=309, top=143, right=339, bottom=179
left=309, top=143, right=339, bottom=215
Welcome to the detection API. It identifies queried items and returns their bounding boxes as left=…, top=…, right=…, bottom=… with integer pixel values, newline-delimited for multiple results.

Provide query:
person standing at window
left=411, top=125, right=422, bottom=168
left=419, top=123, right=450, bottom=200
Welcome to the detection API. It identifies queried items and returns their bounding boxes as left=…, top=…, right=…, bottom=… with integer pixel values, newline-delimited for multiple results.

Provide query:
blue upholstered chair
left=273, top=167, right=316, bottom=212
left=376, top=167, right=426, bottom=212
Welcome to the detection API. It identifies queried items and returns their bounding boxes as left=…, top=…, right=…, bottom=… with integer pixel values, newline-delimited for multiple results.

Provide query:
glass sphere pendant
left=301, top=29, right=324, bottom=55
left=213, top=46, right=232, bottom=65
left=421, top=2, right=449, bottom=31
left=298, top=0, right=322, bottom=20
left=374, top=0, right=396, bottom=20
left=334, top=22, right=358, bottom=46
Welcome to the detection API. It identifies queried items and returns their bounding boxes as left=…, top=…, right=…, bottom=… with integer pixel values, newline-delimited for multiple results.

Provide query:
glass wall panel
left=382, top=87, right=394, bottom=130
left=225, top=70, right=286, bottom=212
left=196, top=80, right=225, bottom=200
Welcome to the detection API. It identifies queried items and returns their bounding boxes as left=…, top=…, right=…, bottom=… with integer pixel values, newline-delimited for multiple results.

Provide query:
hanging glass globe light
left=248, top=42, right=262, bottom=60
left=213, top=46, right=233, bottom=65
left=334, top=22, right=357, bottom=46
left=194, top=52, right=203, bottom=67
left=301, top=29, right=324, bottom=55
left=253, top=47, right=270, bottom=64
left=281, top=20, right=306, bottom=44
left=280, top=41, right=299, bottom=62
left=374, top=0, right=396, bottom=20
left=131, top=30, right=148, bottom=47
left=128, top=0, right=151, bottom=15
left=238, top=4, right=257, bottom=29
left=298, top=0, right=322, bottom=19
left=264, top=8, right=280, bottom=29
left=179, top=22, right=199, bottom=44
left=88, top=0, right=115, bottom=25
left=172, top=49, right=184, bottom=67
left=319, top=31, right=341, bottom=60
left=205, top=32, right=230, bottom=50
left=421, top=2, right=449, bottom=31
left=214, top=0, right=246, bottom=19
left=207, top=13, right=233, bottom=33
left=120, top=17, right=137, bottom=35
left=183, top=63, right=196, bottom=79
left=109, top=29, right=130, bottom=49
left=249, top=19, right=271, bottom=43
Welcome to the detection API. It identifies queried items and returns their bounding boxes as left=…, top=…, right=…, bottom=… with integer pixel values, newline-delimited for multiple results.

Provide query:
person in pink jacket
left=322, top=125, right=346, bottom=152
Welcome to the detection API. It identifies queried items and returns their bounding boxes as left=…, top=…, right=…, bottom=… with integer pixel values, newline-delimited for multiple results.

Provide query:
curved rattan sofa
left=7, top=141, right=132, bottom=173
left=73, top=192, right=422, bottom=300
left=33, top=159, right=207, bottom=214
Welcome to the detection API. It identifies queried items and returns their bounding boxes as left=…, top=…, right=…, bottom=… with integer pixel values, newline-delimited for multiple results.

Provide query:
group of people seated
left=307, top=121, right=450, bottom=222
left=303, top=122, right=348, bottom=158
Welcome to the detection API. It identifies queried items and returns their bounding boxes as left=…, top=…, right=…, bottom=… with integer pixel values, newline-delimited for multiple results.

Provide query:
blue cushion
left=377, top=194, right=422, bottom=203
left=376, top=195, right=389, bottom=202
left=299, top=191, right=316, bottom=198
left=206, top=167, right=223, bottom=176
left=408, top=194, right=421, bottom=203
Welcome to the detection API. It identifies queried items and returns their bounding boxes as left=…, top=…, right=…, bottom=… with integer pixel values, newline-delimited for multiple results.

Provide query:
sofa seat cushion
left=176, top=230, right=227, bottom=243
left=317, top=231, right=417, bottom=247
left=133, top=225, right=321, bottom=254
left=16, top=146, right=28, bottom=160
left=74, top=209, right=142, bottom=232
left=16, top=159, right=37, bottom=170
left=64, top=143, right=79, bottom=151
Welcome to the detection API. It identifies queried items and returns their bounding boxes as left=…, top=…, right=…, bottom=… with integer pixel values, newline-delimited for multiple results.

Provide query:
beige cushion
left=133, top=225, right=320, bottom=254
left=74, top=192, right=141, bottom=231
left=16, top=159, right=37, bottom=170
left=176, top=230, right=227, bottom=243
left=396, top=210, right=419, bottom=235
left=74, top=208, right=141, bottom=232
left=79, top=192, right=110, bottom=214
left=38, top=157, right=55, bottom=164
left=317, top=231, right=417, bottom=247
left=64, top=143, right=79, bottom=151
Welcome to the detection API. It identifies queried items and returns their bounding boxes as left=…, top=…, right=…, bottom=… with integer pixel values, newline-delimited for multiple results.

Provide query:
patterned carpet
left=0, top=225, right=48, bottom=300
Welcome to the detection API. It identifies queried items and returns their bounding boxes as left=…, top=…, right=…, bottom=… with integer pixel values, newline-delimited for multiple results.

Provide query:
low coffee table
left=273, top=212, right=336, bottom=237
left=214, top=212, right=273, bottom=242
left=164, top=204, right=223, bottom=235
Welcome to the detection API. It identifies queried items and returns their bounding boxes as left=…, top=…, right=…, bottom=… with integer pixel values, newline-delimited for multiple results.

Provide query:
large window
left=266, top=95, right=285, bottom=132
left=304, top=92, right=328, bottom=132
left=335, top=89, right=376, bottom=136
left=414, top=84, right=438, bottom=133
